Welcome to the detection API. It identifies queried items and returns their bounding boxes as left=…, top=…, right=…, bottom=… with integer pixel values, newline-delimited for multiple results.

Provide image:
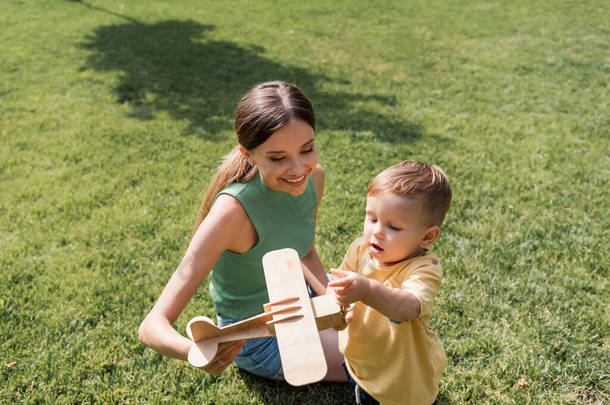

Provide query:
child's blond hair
left=368, top=160, right=452, bottom=226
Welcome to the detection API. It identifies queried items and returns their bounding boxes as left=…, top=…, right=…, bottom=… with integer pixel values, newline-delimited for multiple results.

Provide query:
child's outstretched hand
left=325, top=281, right=353, bottom=330
left=328, top=268, right=370, bottom=306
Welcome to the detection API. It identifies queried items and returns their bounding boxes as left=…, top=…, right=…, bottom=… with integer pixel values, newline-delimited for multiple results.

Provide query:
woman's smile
left=244, top=118, right=318, bottom=196
left=281, top=175, right=306, bottom=185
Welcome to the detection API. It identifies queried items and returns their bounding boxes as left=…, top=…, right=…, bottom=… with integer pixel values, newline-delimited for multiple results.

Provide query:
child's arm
left=328, top=268, right=421, bottom=322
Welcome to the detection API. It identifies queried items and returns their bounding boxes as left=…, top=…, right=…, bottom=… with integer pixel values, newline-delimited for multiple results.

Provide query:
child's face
left=363, top=192, right=433, bottom=266
left=242, top=118, right=318, bottom=196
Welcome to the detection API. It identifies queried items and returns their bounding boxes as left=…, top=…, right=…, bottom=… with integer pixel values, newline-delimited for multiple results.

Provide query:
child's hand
left=332, top=304, right=354, bottom=331
left=325, top=281, right=351, bottom=330
left=328, top=268, right=370, bottom=306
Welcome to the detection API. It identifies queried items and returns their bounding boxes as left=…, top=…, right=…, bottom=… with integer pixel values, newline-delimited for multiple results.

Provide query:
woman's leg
left=320, top=328, right=347, bottom=381
left=308, top=280, right=347, bottom=382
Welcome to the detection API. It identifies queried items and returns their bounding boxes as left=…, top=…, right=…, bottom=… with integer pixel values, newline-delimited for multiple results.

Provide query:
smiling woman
left=240, top=119, right=318, bottom=196
left=138, top=81, right=346, bottom=383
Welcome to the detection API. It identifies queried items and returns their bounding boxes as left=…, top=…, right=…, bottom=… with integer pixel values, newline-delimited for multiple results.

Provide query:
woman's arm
left=138, top=194, right=255, bottom=372
left=301, top=247, right=328, bottom=295
left=300, top=165, right=328, bottom=295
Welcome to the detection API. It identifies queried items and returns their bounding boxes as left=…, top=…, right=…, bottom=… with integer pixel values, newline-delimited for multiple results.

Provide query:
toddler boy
left=329, top=160, right=451, bottom=405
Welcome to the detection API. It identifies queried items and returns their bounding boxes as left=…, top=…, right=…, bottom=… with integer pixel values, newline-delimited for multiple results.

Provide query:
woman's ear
left=419, top=226, right=440, bottom=249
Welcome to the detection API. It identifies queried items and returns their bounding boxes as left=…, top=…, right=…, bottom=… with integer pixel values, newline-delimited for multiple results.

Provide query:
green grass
left=1, top=0, right=608, bottom=403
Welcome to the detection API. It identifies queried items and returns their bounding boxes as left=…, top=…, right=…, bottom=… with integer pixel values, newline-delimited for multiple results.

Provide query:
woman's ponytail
left=193, top=146, right=258, bottom=232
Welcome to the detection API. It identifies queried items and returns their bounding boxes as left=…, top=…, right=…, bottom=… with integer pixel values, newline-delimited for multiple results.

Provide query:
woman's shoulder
left=209, top=193, right=249, bottom=226
left=311, top=164, right=325, bottom=202
left=219, top=179, right=251, bottom=197
left=206, top=193, right=257, bottom=253
left=312, top=164, right=324, bottom=182
left=216, top=176, right=260, bottom=208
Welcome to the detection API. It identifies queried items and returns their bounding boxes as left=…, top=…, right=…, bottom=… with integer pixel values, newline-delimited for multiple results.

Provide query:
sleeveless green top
left=209, top=172, right=317, bottom=319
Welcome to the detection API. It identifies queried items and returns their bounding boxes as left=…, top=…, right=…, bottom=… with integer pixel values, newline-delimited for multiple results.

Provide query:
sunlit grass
left=1, top=0, right=608, bottom=403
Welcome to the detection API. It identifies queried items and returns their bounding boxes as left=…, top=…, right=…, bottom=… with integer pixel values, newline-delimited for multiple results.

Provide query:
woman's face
left=242, top=118, right=318, bottom=196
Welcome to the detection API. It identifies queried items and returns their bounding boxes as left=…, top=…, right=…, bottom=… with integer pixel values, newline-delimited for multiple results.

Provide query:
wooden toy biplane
left=186, top=248, right=345, bottom=386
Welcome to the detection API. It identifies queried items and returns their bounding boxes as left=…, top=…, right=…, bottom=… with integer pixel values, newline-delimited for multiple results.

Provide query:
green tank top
left=209, top=172, right=317, bottom=319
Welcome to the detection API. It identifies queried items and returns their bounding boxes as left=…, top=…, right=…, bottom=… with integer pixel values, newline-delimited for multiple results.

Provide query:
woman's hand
left=199, top=340, right=245, bottom=374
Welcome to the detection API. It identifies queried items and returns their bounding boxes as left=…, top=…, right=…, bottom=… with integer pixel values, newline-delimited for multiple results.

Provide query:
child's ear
left=419, top=226, right=440, bottom=249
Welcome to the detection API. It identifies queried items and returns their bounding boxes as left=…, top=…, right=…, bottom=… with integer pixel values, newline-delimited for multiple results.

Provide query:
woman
left=138, top=81, right=346, bottom=381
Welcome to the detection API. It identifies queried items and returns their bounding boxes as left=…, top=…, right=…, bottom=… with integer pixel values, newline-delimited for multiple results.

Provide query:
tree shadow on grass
left=78, top=7, right=422, bottom=144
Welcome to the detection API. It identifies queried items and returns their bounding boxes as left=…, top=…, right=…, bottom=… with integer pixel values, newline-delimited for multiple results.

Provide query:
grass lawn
left=1, top=0, right=608, bottom=403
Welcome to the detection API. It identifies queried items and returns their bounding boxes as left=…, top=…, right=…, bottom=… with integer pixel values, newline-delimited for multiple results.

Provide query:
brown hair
left=194, top=81, right=315, bottom=230
left=368, top=160, right=452, bottom=226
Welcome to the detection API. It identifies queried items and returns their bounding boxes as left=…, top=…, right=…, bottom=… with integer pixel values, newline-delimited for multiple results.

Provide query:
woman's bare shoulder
left=312, top=164, right=325, bottom=198
left=203, top=193, right=256, bottom=253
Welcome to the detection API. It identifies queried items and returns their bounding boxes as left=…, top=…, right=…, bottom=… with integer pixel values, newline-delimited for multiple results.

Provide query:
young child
left=328, top=160, right=451, bottom=405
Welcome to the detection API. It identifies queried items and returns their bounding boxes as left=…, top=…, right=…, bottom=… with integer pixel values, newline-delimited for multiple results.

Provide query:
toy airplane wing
left=262, top=248, right=327, bottom=386
left=186, top=249, right=343, bottom=385
left=186, top=299, right=303, bottom=368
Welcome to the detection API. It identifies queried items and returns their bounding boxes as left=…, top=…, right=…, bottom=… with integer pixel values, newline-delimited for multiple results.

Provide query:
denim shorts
left=217, top=313, right=284, bottom=380
left=216, top=284, right=321, bottom=380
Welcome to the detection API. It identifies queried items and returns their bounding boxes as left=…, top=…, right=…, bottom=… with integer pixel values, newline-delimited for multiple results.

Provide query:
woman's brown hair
left=194, top=81, right=315, bottom=230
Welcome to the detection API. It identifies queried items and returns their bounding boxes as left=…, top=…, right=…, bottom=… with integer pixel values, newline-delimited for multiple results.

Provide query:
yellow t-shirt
left=338, top=237, right=447, bottom=405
